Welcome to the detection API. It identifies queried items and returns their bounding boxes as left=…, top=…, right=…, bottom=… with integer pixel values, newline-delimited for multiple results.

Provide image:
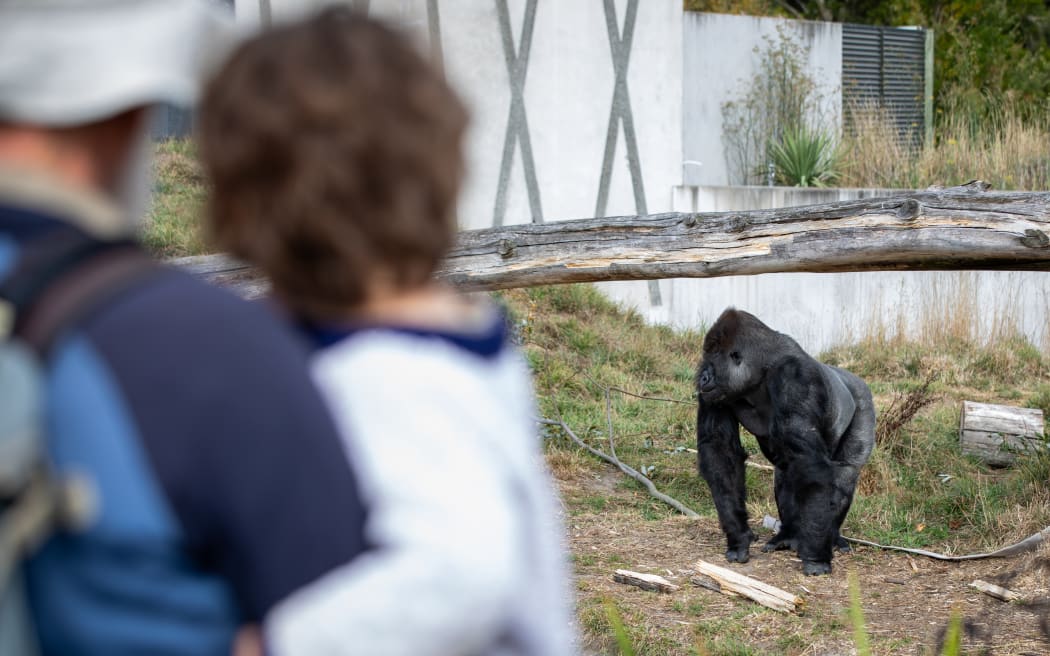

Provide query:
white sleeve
left=264, top=348, right=526, bottom=656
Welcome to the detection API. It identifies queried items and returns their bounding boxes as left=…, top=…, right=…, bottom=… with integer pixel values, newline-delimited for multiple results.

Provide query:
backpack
left=0, top=228, right=158, bottom=655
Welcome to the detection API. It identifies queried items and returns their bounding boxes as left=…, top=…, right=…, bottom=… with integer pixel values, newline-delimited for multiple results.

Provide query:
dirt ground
left=557, top=467, right=1050, bottom=656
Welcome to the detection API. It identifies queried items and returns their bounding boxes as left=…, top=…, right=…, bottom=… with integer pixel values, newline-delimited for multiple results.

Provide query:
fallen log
left=692, top=559, right=803, bottom=613
left=612, top=569, right=680, bottom=593
left=171, top=187, right=1050, bottom=295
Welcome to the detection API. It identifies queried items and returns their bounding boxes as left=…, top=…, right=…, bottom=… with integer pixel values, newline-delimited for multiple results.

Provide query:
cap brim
left=0, top=0, right=237, bottom=126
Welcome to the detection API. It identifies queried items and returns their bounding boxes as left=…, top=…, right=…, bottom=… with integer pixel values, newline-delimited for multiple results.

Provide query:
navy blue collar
left=0, top=203, right=80, bottom=242
left=299, top=312, right=510, bottom=360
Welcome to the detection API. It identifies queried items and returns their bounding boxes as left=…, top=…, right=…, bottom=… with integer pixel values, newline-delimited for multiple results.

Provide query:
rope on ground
left=843, top=527, right=1050, bottom=561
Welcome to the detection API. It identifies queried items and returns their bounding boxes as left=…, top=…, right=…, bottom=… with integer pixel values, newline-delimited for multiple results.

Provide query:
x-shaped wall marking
left=596, top=0, right=660, bottom=305
left=493, top=0, right=543, bottom=226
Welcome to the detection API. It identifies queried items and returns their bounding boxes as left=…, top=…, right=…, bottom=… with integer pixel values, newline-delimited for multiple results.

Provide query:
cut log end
left=959, top=401, right=1046, bottom=467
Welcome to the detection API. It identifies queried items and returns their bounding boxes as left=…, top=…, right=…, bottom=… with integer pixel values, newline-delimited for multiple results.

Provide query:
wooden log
left=612, top=569, right=680, bottom=593
left=959, top=401, right=1046, bottom=467
left=970, top=579, right=1021, bottom=602
left=693, top=560, right=803, bottom=613
left=170, top=188, right=1050, bottom=295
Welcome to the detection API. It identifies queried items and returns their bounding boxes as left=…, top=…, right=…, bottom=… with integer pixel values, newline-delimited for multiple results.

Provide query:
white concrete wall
left=682, top=12, right=842, bottom=187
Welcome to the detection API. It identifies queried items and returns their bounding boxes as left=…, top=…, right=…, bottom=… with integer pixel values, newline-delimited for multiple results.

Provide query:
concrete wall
left=660, top=186, right=1050, bottom=354
left=682, top=12, right=841, bottom=187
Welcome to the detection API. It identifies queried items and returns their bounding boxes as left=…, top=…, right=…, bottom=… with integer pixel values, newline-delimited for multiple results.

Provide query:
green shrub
left=769, top=125, right=841, bottom=187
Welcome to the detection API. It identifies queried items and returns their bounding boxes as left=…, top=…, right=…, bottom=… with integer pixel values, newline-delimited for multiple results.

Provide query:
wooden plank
left=970, top=579, right=1021, bottom=602
left=613, top=569, right=680, bottom=593
left=693, top=560, right=804, bottom=613
left=170, top=188, right=1050, bottom=294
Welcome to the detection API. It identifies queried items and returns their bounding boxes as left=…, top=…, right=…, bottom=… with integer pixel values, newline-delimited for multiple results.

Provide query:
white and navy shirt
left=266, top=308, right=577, bottom=656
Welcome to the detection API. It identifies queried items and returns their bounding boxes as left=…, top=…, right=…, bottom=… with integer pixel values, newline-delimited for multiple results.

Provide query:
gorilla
left=695, top=308, right=875, bottom=575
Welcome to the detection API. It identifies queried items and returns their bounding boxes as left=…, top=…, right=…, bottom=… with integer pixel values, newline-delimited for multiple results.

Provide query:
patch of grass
left=145, top=139, right=208, bottom=258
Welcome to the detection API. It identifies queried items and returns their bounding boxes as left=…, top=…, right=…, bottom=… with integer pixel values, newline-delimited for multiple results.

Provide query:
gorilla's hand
left=802, top=560, right=832, bottom=576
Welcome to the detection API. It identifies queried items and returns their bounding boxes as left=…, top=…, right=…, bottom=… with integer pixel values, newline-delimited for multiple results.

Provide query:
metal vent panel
left=843, top=23, right=927, bottom=145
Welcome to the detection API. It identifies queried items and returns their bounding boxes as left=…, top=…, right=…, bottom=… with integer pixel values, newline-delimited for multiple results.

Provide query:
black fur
left=695, top=308, right=875, bottom=575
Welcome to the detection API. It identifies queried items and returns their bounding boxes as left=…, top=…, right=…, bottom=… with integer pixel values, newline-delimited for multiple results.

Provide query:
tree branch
left=539, top=417, right=700, bottom=519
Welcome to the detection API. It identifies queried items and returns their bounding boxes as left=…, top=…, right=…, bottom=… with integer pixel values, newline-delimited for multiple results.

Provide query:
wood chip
left=613, top=569, right=680, bottom=593
left=693, top=560, right=803, bottom=613
left=970, top=579, right=1021, bottom=602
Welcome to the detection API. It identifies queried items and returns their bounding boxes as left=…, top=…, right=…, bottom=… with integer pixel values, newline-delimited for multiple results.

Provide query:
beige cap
left=0, top=0, right=236, bottom=126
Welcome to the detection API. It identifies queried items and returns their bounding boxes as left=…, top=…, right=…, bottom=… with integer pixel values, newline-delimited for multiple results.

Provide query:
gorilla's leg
left=830, top=463, right=861, bottom=553
left=830, top=397, right=875, bottom=554
left=762, top=466, right=799, bottom=553
left=786, top=456, right=837, bottom=576
left=697, top=401, right=753, bottom=563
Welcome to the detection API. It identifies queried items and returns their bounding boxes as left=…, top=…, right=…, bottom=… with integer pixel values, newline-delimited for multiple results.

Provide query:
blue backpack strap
left=0, top=228, right=157, bottom=615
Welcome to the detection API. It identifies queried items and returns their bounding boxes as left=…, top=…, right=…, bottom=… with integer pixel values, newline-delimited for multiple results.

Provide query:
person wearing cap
left=0, top=2, right=370, bottom=654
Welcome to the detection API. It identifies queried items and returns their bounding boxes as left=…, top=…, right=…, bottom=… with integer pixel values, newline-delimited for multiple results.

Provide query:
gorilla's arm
left=767, top=357, right=838, bottom=574
left=696, top=398, right=753, bottom=563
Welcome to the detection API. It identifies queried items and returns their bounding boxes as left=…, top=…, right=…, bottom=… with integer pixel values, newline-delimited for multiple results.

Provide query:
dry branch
left=970, top=579, right=1022, bottom=602
left=538, top=417, right=700, bottom=518
left=172, top=187, right=1050, bottom=295
left=613, top=569, right=680, bottom=593
left=692, top=560, right=803, bottom=613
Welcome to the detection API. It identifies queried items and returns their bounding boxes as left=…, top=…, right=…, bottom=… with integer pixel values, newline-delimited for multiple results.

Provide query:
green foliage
left=683, top=0, right=778, bottom=15
left=706, top=0, right=1050, bottom=123
left=768, top=125, right=841, bottom=187
left=720, top=27, right=833, bottom=186
left=939, top=610, right=963, bottom=656
left=605, top=601, right=637, bottom=656
left=848, top=573, right=872, bottom=656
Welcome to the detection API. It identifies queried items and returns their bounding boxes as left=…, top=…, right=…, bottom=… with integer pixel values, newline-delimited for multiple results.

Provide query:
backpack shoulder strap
left=0, top=228, right=161, bottom=358
left=0, top=228, right=157, bottom=595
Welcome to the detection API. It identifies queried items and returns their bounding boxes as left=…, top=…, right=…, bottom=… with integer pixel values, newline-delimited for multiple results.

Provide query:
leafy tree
left=686, top=0, right=1050, bottom=120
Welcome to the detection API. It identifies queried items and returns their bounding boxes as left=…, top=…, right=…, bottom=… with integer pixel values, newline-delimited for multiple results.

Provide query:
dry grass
left=840, top=100, right=1050, bottom=191
left=144, top=139, right=208, bottom=258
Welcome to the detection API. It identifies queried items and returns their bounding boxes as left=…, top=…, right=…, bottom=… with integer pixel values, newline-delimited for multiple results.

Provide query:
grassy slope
left=495, top=284, right=1050, bottom=655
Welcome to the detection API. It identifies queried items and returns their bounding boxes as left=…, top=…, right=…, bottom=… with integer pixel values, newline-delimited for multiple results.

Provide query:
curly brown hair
left=197, top=8, right=469, bottom=320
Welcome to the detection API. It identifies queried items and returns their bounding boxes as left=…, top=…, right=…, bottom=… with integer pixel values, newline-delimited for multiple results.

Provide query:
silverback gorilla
left=695, top=308, right=875, bottom=575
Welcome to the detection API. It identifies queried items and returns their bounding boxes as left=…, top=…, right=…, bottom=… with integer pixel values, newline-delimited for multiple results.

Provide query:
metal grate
left=842, top=23, right=927, bottom=146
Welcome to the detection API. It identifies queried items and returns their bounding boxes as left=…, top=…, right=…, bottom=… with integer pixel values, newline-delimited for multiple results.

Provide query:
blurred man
left=0, top=2, right=369, bottom=654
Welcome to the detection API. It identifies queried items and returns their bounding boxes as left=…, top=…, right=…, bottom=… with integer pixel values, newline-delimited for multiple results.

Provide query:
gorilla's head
left=696, top=308, right=773, bottom=403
